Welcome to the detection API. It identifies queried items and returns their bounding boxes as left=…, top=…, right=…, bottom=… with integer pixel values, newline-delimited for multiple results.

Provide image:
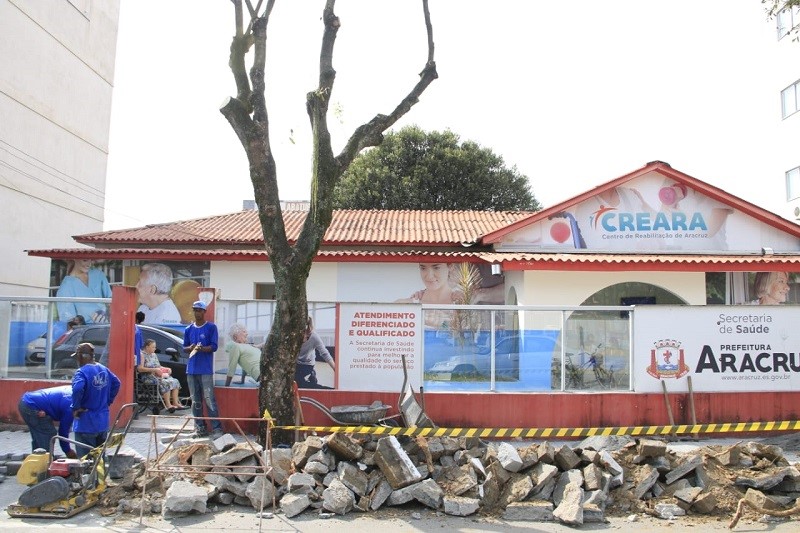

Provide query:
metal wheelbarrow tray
left=299, top=397, right=392, bottom=425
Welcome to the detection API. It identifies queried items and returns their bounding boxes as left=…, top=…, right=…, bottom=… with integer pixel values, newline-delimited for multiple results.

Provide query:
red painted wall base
left=4, top=381, right=798, bottom=440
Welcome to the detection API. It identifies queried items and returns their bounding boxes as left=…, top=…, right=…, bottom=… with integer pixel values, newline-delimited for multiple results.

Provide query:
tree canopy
left=332, top=126, right=540, bottom=211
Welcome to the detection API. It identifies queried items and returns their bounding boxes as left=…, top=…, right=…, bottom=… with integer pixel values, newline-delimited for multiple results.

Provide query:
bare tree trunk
left=221, top=0, right=437, bottom=446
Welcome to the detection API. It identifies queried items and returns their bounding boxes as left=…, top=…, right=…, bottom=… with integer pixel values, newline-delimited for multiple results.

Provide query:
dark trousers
left=18, top=399, right=56, bottom=453
left=74, top=431, right=107, bottom=458
left=295, top=364, right=332, bottom=389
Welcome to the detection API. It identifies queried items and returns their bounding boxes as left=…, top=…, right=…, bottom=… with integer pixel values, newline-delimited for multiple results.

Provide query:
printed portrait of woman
left=749, top=272, right=790, bottom=305
left=394, top=262, right=506, bottom=329
left=395, top=263, right=460, bottom=304
left=55, top=259, right=112, bottom=323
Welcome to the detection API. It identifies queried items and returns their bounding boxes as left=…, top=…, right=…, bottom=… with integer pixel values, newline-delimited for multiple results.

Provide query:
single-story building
left=6, top=161, right=800, bottom=433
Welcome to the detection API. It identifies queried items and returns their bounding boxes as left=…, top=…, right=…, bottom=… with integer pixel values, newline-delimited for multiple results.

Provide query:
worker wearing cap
left=18, top=385, right=77, bottom=458
left=70, top=342, right=121, bottom=456
left=183, top=300, right=223, bottom=438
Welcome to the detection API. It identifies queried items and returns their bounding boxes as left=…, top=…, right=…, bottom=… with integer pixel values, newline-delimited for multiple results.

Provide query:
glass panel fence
left=422, top=306, right=632, bottom=392
left=1, top=297, right=111, bottom=381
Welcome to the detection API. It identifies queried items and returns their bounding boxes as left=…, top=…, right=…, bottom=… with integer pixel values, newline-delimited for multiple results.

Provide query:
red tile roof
left=75, top=210, right=532, bottom=247
left=26, top=163, right=800, bottom=274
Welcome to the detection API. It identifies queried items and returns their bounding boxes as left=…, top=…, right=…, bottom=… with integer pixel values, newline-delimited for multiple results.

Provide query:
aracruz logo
left=647, top=338, right=690, bottom=379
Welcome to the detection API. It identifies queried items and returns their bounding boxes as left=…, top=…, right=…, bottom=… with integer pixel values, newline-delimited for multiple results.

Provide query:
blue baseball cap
left=192, top=300, right=207, bottom=310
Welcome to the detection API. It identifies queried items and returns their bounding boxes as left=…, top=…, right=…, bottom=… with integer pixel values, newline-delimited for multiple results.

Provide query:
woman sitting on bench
left=137, top=339, right=184, bottom=412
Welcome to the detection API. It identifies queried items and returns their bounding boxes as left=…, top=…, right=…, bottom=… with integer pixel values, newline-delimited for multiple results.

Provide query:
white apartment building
left=0, top=0, right=120, bottom=295
left=776, top=4, right=800, bottom=221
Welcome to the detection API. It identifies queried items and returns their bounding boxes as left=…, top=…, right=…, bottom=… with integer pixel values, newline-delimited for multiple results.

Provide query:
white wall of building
left=212, top=259, right=708, bottom=309
left=0, top=0, right=120, bottom=295
left=768, top=8, right=800, bottom=221
left=516, top=270, right=707, bottom=306
left=211, top=260, right=340, bottom=302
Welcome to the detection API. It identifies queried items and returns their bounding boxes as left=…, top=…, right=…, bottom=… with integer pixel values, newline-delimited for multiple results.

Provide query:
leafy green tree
left=221, top=1, right=437, bottom=445
left=333, top=126, right=540, bottom=211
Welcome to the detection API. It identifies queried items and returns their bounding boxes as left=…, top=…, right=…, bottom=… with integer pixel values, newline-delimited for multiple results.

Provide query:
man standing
left=134, top=310, right=144, bottom=366
left=71, top=342, right=121, bottom=456
left=183, top=300, right=223, bottom=438
left=18, top=385, right=77, bottom=458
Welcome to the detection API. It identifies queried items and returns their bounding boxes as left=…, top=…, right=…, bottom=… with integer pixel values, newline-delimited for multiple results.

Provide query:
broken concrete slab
left=443, top=495, right=480, bottom=516
left=637, top=439, right=667, bottom=458
left=554, top=445, right=582, bottom=471
left=374, top=436, right=423, bottom=489
left=691, top=491, right=717, bottom=514
left=337, top=461, right=369, bottom=496
left=497, top=442, right=524, bottom=473
left=665, top=455, right=702, bottom=485
left=633, top=465, right=660, bottom=500
left=322, top=478, right=355, bottom=515
left=162, top=480, right=207, bottom=515
left=210, top=443, right=262, bottom=466
left=281, top=492, right=311, bottom=518
left=503, top=500, right=554, bottom=521
left=553, top=482, right=584, bottom=525
left=327, top=433, right=364, bottom=461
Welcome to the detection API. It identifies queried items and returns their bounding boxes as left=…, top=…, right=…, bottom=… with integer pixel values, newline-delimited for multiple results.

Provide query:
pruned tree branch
left=335, top=0, right=438, bottom=171
left=250, top=15, right=269, bottom=123
left=299, top=0, right=339, bottom=252
left=224, top=0, right=287, bottom=261
left=229, top=0, right=253, bottom=111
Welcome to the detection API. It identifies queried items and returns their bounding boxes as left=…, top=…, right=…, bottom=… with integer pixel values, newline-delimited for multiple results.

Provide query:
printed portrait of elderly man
left=135, top=263, right=181, bottom=325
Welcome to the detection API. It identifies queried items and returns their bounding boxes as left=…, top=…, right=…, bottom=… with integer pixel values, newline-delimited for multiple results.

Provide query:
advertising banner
left=497, top=172, right=796, bottom=253
left=634, top=306, right=800, bottom=393
left=337, top=303, right=422, bottom=392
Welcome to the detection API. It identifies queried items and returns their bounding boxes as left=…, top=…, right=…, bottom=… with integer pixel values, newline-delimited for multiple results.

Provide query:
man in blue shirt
left=134, top=310, right=144, bottom=365
left=18, top=385, right=77, bottom=458
left=183, top=300, right=223, bottom=438
left=71, top=342, right=121, bottom=456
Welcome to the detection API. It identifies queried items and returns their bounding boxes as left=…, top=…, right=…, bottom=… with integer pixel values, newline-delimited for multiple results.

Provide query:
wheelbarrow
left=298, top=397, right=399, bottom=426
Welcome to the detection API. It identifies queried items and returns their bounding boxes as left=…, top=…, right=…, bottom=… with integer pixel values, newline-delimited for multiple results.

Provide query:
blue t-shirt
left=71, top=363, right=121, bottom=434
left=184, top=321, right=218, bottom=375
left=22, top=385, right=74, bottom=454
left=134, top=325, right=143, bottom=366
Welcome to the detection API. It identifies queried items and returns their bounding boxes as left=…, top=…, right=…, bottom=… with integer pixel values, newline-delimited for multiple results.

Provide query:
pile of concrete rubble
left=104, top=432, right=800, bottom=525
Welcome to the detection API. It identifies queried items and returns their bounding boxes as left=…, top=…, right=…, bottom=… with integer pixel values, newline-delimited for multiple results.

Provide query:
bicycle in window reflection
left=564, top=344, right=617, bottom=390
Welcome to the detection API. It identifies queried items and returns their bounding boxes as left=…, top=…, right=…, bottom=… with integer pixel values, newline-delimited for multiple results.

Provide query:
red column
left=108, top=285, right=137, bottom=426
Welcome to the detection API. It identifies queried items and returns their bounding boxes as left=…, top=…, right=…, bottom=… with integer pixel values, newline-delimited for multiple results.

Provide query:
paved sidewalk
left=0, top=410, right=257, bottom=462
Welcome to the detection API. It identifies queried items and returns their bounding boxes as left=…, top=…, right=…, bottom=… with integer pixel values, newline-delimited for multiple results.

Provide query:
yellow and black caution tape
left=276, top=420, right=800, bottom=438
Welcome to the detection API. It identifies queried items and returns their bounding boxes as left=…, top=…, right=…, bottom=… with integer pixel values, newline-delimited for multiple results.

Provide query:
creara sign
left=589, top=208, right=710, bottom=234
left=549, top=181, right=730, bottom=251
left=501, top=174, right=742, bottom=252
left=633, top=306, right=800, bottom=393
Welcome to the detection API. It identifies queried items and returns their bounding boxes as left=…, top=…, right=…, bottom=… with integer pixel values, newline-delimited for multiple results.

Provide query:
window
left=777, top=5, right=800, bottom=39
left=787, top=166, right=800, bottom=201
left=254, top=283, right=276, bottom=300
left=782, top=80, right=800, bottom=119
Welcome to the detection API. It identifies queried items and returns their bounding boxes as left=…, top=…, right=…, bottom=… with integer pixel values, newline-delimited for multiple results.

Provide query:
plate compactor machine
left=7, top=403, right=137, bottom=519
